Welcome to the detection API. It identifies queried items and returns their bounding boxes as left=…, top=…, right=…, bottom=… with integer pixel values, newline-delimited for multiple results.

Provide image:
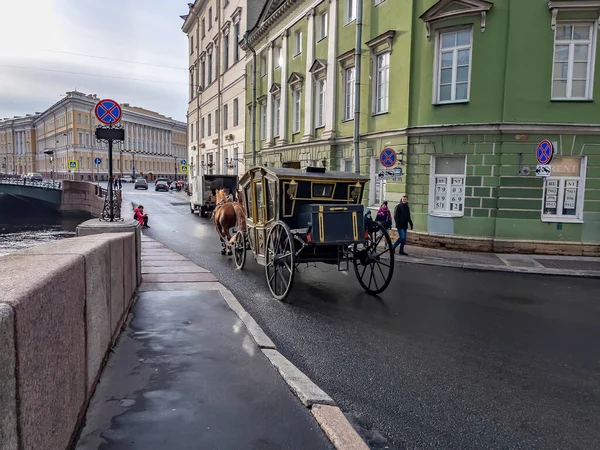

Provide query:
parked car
left=122, top=175, right=133, bottom=183
left=155, top=177, right=171, bottom=185
left=134, top=178, right=148, bottom=190
left=155, top=180, right=169, bottom=192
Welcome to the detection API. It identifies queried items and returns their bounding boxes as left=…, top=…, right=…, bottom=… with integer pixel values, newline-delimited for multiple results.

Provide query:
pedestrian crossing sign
left=180, top=164, right=188, bottom=173
left=67, top=160, right=78, bottom=170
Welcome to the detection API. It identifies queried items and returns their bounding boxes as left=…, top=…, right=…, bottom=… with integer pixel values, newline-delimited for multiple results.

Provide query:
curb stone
left=396, top=255, right=600, bottom=278
left=139, top=237, right=367, bottom=450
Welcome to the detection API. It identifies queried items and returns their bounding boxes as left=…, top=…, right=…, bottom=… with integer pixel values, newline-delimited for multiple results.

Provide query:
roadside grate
left=535, top=259, right=600, bottom=271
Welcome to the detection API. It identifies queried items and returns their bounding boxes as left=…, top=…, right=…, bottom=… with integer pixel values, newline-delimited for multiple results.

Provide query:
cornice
left=248, top=0, right=300, bottom=47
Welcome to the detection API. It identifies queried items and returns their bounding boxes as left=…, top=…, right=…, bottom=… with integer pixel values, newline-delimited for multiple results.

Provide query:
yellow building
left=0, top=114, right=39, bottom=175
left=2, top=91, right=187, bottom=181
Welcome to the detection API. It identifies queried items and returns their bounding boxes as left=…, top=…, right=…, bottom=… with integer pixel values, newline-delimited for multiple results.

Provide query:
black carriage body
left=238, top=166, right=368, bottom=264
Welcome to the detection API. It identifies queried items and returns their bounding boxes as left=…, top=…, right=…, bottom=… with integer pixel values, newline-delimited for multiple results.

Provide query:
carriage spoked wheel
left=353, top=221, right=395, bottom=295
left=233, top=230, right=247, bottom=270
left=265, top=221, right=296, bottom=302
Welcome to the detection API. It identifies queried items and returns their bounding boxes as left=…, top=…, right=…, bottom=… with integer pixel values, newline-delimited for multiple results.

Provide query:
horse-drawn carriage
left=222, top=166, right=394, bottom=301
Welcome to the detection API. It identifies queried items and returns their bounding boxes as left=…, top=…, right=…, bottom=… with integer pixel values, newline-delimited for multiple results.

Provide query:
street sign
left=94, top=157, right=102, bottom=165
left=536, top=140, right=554, bottom=165
left=536, top=164, right=551, bottom=177
left=94, top=99, right=122, bottom=125
left=95, top=128, right=125, bottom=140
left=380, top=148, right=397, bottom=168
left=377, top=169, right=396, bottom=180
left=394, top=167, right=403, bottom=177
left=180, top=159, right=187, bottom=164
left=68, top=160, right=78, bottom=170
left=180, top=164, right=188, bottom=173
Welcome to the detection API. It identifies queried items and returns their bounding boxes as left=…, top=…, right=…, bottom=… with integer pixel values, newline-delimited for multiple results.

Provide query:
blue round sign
left=380, top=148, right=397, bottom=168
left=94, top=157, right=102, bottom=165
left=180, top=159, right=187, bottom=164
left=536, top=140, right=553, bottom=165
left=95, top=99, right=122, bottom=125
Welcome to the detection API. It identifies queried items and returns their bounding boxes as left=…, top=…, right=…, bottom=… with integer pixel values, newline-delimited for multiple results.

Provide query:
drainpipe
left=243, top=32, right=257, bottom=167
left=217, top=0, right=222, bottom=174
left=353, top=1, right=363, bottom=175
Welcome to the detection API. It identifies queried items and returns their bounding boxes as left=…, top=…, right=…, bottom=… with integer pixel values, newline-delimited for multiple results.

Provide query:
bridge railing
left=0, top=176, right=62, bottom=190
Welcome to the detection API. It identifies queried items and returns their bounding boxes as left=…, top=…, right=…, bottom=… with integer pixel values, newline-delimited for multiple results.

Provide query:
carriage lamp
left=287, top=179, right=298, bottom=200
left=321, top=157, right=327, bottom=168
left=350, top=182, right=362, bottom=202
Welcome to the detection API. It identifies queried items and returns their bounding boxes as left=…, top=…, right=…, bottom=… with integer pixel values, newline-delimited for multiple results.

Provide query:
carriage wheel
left=353, top=221, right=395, bottom=295
left=233, top=230, right=247, bottom=270
left=265, top=221, right=296, bottom=302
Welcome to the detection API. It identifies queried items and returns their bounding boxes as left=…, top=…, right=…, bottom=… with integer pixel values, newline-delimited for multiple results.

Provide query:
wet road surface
left=125, top=184, right=600, bottom=449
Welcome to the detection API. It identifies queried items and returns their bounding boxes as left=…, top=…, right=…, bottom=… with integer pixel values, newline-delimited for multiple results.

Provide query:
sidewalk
left=395, top=245, right=600, bottom=277
left=75, top=237, right=367, bottom=450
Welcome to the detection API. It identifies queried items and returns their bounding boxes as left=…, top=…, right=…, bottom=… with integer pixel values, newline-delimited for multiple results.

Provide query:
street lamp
left=44, top=149, right=55, bottom=183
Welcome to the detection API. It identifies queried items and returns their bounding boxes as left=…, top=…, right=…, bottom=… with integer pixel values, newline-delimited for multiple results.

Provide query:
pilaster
left=302, top=8, right=316, bottom=142
left=323, top=0, right=338, bottom=140
left=279, top=31, right=289, bottom=144
left=266, top=42, right=274, bottom=147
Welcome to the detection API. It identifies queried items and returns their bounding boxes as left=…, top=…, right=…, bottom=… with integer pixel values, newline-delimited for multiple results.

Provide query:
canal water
left=0, top=195, right=90, bottom=257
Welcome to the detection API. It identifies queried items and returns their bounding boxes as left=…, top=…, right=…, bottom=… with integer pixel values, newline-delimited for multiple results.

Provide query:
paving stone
left=142, top=273, right=217, bottom=283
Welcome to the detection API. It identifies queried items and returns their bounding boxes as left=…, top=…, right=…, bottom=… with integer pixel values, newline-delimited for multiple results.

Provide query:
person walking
left=375, top=201, right=392, bottom=230
left=393, top=196, right=413, bottom=256
left=118, top=177, right=122, bottom=190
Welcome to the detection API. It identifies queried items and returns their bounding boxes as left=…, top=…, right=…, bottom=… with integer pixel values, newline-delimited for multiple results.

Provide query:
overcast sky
left=0, top=0, right=189, bottom=122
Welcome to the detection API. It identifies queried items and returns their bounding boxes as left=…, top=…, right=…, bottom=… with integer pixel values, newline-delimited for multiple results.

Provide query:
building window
left=273, top=97, right=281, bottom=137
left=315, top=79, right=326, bottom=128
left=190, top=123, right=194, bottom=141
left=233, top=22, right=240, bottom=62
left=294, top=31, right=302, bottom=56
left=435, top=28, right=472, bottom=103
left=552, top=23, right=596, bottom=100
left=77, top=114, right=82, bottom=123
left=201, top=60, right=206, bottom=87
left=343, top=67, right=355, bottom=120
left=274, top=46, right=282, bottom=68
left=233, top=98, right=239, bottom=126
left=208, top=53, right=213, bottom=84
left=343, top=159, right=353, bottom=172
left=292, top=89, right=301, bottom=134
left=260, top=103, right=267, bottom=140
left=189, top=71, right=195, bottom=99
left=208, top=114, right=212, bottom=137
left=374, top=52, right=389, bottom=114
left=208, top=8, right=212, bottom=28
left=429, top=156, right=466, bottom=216
left=318, top=12, right=328, bottom=41
left=223, top=34, right=229, bottom=71
left=260, top=54, right=267, bottom=77
left=202, top=18, right=206, bottom=37
left=542, top=157, right=586, bottom=222
left=78, top=132, right=83, bottom=145
left=223, top=104, right=229, bottom=130
left=201, top=117, right=205, bottom=138
left=346, top=0, right=357, bottom=23
left=190, top=35, right=194, bottom=54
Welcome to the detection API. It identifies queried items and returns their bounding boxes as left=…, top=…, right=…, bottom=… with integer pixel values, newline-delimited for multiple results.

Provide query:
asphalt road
left=125, top=183, right=600, bottom=449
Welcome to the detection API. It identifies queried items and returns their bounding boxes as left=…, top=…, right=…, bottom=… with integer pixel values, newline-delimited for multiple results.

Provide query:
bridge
left=0, top=177, right=110, bottom=216
left=0, top=177, right=63, bottom=206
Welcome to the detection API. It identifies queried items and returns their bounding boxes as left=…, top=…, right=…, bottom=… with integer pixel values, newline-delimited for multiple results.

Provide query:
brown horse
left=213, top=188, right=246, bottom=255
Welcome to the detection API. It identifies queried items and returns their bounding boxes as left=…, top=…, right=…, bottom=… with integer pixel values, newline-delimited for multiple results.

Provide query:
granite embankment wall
left=60, top=180, right=108, bottom=217
left=0, top=231, right=140, bottom=450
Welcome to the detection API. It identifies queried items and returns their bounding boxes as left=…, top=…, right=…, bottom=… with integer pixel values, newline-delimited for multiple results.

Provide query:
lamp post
left=173, top=155, right=178, bottom=181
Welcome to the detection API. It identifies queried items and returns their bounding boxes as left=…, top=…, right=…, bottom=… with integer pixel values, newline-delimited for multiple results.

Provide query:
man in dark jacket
left=393, top=196, right=413, bottom=255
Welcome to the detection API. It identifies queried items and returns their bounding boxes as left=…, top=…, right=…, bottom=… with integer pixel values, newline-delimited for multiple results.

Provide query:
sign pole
left=94, top=98, right=124, bottom=222
left=108, top=139, right=114, bottom=220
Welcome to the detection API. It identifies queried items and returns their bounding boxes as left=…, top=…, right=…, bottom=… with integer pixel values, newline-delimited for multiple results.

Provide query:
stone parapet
left=60, top=180, right=107, bottom=217
left=0, top=232, right=140, bottom=450
left=388, top=229, right=600, bottom=257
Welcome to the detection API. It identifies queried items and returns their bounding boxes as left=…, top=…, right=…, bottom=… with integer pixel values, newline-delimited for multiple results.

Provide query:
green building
left=241, top=0, right=600, bottom=256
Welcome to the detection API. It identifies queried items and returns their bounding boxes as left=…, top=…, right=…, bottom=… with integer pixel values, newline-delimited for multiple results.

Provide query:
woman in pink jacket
left=134, top=204, right=150, bottom=228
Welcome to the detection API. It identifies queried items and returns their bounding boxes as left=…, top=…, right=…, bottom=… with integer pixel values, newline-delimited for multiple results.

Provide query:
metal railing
left=0, top=176, right=62, bottom=190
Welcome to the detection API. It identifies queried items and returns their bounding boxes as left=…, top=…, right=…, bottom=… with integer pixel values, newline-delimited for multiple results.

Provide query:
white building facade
left=181, top=0, right=263, bottom=178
